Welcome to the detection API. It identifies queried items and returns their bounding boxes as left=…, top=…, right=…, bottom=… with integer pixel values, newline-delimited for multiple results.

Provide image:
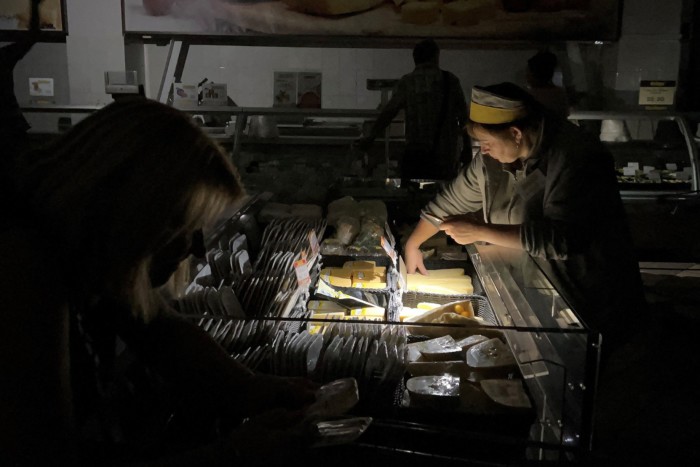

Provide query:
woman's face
left=149, top=228, right=205, bottom=287
left=472, top=126, right=522, bottom=164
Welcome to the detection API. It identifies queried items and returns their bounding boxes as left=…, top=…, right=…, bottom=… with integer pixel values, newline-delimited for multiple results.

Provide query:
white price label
left=308, top=230, right=320, bottom=256
left=638, top=80, right=676, bottom=106
left=380, top=236, right=397, bottom=265
left=294, top=258, right=311, bottom=288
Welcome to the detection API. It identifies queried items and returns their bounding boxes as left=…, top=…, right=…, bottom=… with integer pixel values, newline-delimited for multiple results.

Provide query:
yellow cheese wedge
left=320, top=267, right=353, bottom=287
left=407, top=274, right=474, bottom=294
left=374, top=266, right=387, bottom=280
left=308, top=300, right=346, bottom=312
left=401, top=1, right=441, bottom=25
left=423, top=268, right=466, bottom=278
left=349, top=307, right=385, bottom=317
left=417, top=302, right=441, bottom=310
left=400, top=307, right=424, bottom=321
left=281, top=0, right=384, bottom=16
left=311, top=312, right=347, bottom=320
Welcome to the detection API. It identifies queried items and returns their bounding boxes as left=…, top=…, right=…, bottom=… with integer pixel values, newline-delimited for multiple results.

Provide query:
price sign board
left=638, top=80, right=676, bottom=107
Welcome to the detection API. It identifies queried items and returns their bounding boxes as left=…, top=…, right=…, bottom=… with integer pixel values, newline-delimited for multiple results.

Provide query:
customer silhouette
left=355, top=39, right=469, bottom=182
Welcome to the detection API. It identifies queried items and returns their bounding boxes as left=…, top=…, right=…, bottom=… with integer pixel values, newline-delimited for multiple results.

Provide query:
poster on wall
left=124, top=0, right=622, bottom=43
left=273, top=72, right=297, bottom=107
left=0, top=0, right=66, bottom=39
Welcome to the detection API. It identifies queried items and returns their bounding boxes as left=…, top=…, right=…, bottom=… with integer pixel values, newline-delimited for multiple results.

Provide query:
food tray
left=401, top=293, right=496, bottom=326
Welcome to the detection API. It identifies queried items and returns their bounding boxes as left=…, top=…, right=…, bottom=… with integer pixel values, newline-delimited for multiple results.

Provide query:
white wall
left=11, top=0, right=687, bottom=120
left=143, top=44, right=538, bottom=109
left=65, top=0, right=125, bottom=105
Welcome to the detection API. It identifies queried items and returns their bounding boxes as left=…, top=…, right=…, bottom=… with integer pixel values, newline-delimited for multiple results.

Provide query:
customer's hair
left=413, top=39, right=440, bottom=65
left=18, top=98, right=244, bottom=321
left=466, top=82, right=545, bottom=147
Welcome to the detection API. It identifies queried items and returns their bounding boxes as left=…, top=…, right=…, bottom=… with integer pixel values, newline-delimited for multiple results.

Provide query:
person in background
left=404, top=82, right=646, bottom=360
left=355, top=38, right=470, bottom=182
left=0, top=98, right=318, bottom=466
left=525, top=50, right=570, bottom=119
left=0, top=0, right=42, bottom=188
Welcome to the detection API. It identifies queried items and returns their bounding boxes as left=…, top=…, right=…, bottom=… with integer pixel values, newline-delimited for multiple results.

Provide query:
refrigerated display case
left=178, top=196, right=601, bottom=465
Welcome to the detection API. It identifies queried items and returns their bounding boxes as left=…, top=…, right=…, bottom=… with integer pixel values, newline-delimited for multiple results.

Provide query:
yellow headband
left=469, top=86, right=528, bottom=124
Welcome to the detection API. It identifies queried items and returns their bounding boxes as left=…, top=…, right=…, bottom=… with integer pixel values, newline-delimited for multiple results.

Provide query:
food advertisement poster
left=172, top=83, right=198, bottom=109
left=125, top=0, right=622, bottom=42
left=297, top=71, right=322, bottom=109
left=28, top=77, right=54, bottom=97
left=0, top=0, right=65, bottom=36
left=273, top=72, right=297, bottom=107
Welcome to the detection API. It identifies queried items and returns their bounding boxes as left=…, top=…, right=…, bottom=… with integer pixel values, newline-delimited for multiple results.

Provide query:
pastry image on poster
left=274, top=72, right=297, bottom=107
left=124, top=0, right=621, bottom=42
left=0, top=0, right=64, bottom=31
left=297, top=71, right=321, bottom=109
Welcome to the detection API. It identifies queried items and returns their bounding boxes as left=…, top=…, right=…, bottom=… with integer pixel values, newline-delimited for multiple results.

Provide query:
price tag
left=627, top=162, right=640, bottom=170
left=666, top=163, right=678, bottom=171
left=638, top=80, right=676, bottom=106
left=622, top=167, right=637, bottom=176
left=380, top=236, right=397, bottom=265
left=308, top=230, right=320, bottom=256
left=294, top=258, right=311, bottom=288
left=643, top=166, right=655, bottom=174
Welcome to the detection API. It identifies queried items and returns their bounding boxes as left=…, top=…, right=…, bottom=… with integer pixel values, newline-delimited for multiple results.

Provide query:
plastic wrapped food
left=321, top=239, right=346, bottom=256
left=327, top=196, right=361, bottom=226
left=335, top=216, right=360, bottom=245
left=358, top=199, right=388, bottom=225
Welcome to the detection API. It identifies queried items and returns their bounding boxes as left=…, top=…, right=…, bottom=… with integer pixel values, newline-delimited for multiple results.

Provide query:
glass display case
left=568, top=111, right=700, bottom=262
left=179, top=197, right=600, bottom=465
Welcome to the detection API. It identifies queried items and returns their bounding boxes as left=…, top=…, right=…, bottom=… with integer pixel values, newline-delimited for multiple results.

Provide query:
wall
left=143, top=44, right=538, bottom=109
left=11, top=0, right=687, bottom=125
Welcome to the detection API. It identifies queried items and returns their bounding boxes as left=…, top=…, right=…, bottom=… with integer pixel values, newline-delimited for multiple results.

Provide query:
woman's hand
left=404, top=240, right=428, bottom=275
left=440, top=215, right=485, bottom=245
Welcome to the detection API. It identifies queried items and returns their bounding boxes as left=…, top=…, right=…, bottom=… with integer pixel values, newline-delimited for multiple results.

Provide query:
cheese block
left=480, top=379, right=532, bottom=410
left=310, top=312, right=346, bottom=320
left=422, top=268, right=466, bottom=278
left=349, top=307, right=385, bottom=317
left=406, top=375, right=461, bottom=408
left=399, top=307, right=424, bottom=321
left=467, top=338, right=516, bottom=368
left=352, top=278, right=387, bottom=289
left=342, top=260, right=376, bottom=272
left=401, top=1, right=441, bottom=25
left=281, top=0, right=384, bottom=16
left=374, top=266, right=387, bottom=280
left=320, top=267, right=353, bottom=287
left=407, top=335, right=462, bottom=362
left=308, top=300, right=346, bottom=313
left=455, top=334, right=489, bottom=351
left=407, top=273, right=474, bottom=295
left=407, top=361, right=469, bottom=378
left=466, top=338, right=518, bottom=380
left=442, top=0, right=497, bottom=27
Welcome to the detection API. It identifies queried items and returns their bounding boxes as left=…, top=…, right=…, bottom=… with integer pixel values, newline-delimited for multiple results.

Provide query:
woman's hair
left=18, top=98, right=244, bottom=321
left=466, top=82, right=545, bottom=146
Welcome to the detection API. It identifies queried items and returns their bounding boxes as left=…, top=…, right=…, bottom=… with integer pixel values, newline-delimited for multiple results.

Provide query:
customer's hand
left=230, top=408, right=318, bottom=467
left=404, top=241, right=428, bottom=275
left=353, top=136, right=374, bottom=152
left=242, top=373, right=319, bottom=414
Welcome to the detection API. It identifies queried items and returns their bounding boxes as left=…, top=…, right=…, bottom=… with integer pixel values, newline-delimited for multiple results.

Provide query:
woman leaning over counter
left=403, top=82, right=647, bottom=359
